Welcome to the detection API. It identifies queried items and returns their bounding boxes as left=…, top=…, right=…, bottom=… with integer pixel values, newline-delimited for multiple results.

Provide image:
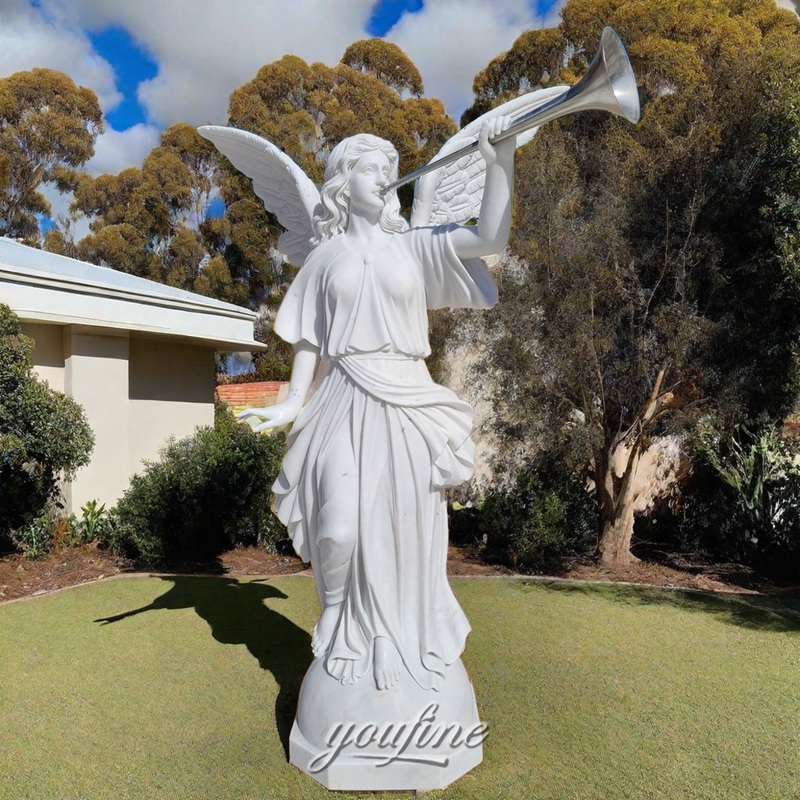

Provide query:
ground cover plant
left=1, top=576, right=798, bottom=800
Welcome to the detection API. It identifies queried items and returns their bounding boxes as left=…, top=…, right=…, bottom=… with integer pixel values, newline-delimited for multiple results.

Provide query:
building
left=0, top=237, right=266, bottom=511
left=215, top=380, right=289, bottom=416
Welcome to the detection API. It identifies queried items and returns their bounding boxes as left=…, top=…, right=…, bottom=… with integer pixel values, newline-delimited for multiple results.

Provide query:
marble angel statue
left=198, top=85, right=579, bottom=694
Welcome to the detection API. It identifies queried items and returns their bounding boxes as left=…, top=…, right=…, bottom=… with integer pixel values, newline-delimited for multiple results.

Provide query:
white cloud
left=1, top=0, right=566, bottom=164
left=43, top=0, right=378, bottom=126
left=85, top=123, right=161, bottom=176
left=775, top=0, right=799, bottom=14
left=0, top=0, right=121, bottom=112
left=0, top=0, right=567, bottom=243
left=386, top=0, right=565, bottom=120
left=39, top=181, right=92, bottom=241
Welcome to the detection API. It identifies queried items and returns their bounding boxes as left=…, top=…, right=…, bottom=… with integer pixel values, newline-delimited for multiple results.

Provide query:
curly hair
left=312, top=133, right=408, bottom=244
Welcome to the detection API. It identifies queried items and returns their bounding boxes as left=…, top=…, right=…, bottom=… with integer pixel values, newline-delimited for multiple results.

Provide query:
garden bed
left=0, top=542, right=765, bottom=605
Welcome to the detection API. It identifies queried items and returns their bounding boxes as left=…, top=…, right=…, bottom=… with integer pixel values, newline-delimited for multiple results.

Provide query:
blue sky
left=87, top=27, right=158, bottom=132
left=0, top=0, right=564, bottom=227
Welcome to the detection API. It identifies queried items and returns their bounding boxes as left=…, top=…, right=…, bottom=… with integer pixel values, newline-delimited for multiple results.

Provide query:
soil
left=0, top=541, right=779, bottom=605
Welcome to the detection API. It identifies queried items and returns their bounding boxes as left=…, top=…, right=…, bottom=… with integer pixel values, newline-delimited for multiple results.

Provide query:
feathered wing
left=410, top=85, right=569, bottom=228
left=197, top=126, right=321, bottom=266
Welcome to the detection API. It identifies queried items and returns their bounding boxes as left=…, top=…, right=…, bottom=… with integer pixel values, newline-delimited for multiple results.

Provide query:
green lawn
left=1, top=576, right=799, bottom=800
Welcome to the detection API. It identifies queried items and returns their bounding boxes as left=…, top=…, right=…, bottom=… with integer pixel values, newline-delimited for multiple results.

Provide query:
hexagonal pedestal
left=289, top=657, right=485, bottom=791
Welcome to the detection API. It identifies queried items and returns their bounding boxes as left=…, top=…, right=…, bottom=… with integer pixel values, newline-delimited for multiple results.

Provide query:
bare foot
left=374, top=636, right=403, bottom=690
left=311, top=603, right=341, bottom=659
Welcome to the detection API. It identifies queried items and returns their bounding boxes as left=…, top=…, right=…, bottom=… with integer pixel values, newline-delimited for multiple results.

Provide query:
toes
left=311, top=628, right=323, bottom=659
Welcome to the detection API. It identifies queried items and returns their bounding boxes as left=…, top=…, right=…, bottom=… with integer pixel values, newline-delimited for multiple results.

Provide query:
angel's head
left=313, top=133, right=408, bottom=243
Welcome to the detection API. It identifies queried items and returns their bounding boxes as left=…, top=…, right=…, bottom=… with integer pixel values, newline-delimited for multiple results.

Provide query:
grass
left=1, top=576, right=799, bottom=799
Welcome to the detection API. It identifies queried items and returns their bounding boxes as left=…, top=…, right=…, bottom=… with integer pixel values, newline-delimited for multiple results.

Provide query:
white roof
left=0, top=237, right=267, bottom=351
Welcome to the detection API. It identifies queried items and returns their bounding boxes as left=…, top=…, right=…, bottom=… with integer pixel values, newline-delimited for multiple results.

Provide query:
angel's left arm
left=448, top=116, right=515, bottom=259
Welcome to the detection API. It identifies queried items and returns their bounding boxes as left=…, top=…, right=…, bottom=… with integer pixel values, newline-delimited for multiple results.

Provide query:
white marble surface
left=201, top=113, right=520, bottom=791
left=290, top=657, right=486, bottom=791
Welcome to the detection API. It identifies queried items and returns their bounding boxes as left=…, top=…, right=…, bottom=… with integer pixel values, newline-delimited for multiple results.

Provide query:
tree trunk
left=598, top=505, right=638, bottom=568
left=597, top=446, right=642, bottom=569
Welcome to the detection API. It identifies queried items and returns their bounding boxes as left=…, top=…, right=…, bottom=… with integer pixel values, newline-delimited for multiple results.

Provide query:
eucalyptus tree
left=0, top=69, right=102, bottom=242
left=461, top=0, right=800, bottom=567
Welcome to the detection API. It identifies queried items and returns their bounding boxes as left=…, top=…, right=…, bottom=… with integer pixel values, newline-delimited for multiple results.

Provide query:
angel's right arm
left=445, top=117, right=515, bottom=259
left=237, top=342, right=320, bottom=431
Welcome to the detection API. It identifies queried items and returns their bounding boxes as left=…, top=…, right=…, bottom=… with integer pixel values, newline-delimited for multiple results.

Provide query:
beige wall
left=16, top=321, right=217, bottom=512
left=63, top=330, right=131, bottom=510
left=128, top=337, right=215, bottom=477
left=22, top=322, right=66, bottom=392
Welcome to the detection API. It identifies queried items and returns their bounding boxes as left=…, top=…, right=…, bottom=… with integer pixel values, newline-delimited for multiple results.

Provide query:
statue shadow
left=538, top=580, right=800, bottom=633
left=95, top=576, right=312, bottom=758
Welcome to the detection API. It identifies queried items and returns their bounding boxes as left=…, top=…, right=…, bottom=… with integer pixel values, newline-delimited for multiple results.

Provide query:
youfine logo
left=308, top=702, right=489, bottom=773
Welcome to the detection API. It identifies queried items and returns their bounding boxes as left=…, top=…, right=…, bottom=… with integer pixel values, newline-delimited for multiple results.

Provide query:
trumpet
left=381, top=26, right=640, bottom=196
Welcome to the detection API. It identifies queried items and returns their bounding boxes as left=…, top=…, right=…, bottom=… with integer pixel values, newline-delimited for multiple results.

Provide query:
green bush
left=0, top=304, right=94, bottom=547
left=10, top=503, right=84, bottom=558
left=75, top=500, right=109, bottom=544
left=459, top=464, right=596, bottom=574
left=12, top=512, right=53, bottom=559
left=675, top=424, right=800, bottom=578
left=106, top=403, right=288, bottom=566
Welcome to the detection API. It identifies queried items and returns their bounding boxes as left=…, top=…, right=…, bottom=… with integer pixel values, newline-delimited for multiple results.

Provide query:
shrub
left=12, top=512, right=53, bottom=559
left=460, top=463, right=596, bottom=574
left=75, top=500, right=109, bottom=544
left=106, top=403, right=288, bottom=566
left=675, top=424, right=800, bottom=578
left=0, top=304, right=94, bottom=547
left=9, top=503, right=85, bottom=558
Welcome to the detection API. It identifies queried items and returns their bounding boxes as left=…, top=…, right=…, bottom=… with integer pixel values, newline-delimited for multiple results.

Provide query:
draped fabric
left=272, top=224, right=497, bottom=690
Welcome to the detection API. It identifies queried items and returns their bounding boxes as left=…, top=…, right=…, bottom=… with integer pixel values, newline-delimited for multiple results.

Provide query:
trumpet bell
left=381, top=26, right=640, bottom=195
left=559, top=26, right=640, bottom=124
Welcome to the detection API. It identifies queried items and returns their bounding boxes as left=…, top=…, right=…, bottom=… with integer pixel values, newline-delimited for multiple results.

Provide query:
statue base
left=289, top=657, right=485, bottom=791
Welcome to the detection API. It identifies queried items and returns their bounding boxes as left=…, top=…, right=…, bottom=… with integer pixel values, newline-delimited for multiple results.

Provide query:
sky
left=0, top=0, right=565, bottom=184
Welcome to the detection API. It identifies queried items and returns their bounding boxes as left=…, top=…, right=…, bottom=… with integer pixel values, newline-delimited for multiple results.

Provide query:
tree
left=0, top=69, right=102, bottom=241
left=227, top=41, right=454, bottom=191
left=463, top=27, right=569, bottom=125
left=459, top=0, right=800, bottom=568
left=341, top=39, right=424, bottom=97
left=0, top=304, right=94, bottom=543
left=70, top=124, right=225, bottom=292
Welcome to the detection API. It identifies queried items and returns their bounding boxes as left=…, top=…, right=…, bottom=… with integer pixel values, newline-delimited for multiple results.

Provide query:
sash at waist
left=330, top=350, right=423, bottom=363
left=332, top=353, right=456, bottom=408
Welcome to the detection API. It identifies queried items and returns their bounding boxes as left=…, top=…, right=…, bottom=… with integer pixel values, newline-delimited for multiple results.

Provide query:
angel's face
left=347, top=150, right=391, bottom=218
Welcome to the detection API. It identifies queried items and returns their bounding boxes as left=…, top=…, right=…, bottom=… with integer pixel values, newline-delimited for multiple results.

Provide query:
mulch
left=0, top=541, right=778, bottom=605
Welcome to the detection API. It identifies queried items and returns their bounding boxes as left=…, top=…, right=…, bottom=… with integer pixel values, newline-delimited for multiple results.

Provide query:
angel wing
left=410, top=85, right=569, bottom=228
left=197, top=126, right=321, bottom=266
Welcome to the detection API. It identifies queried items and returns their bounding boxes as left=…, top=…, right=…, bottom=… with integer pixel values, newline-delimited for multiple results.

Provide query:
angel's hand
left=479, top=115, right=515, bottom=168
left=236, top=400, right=301, bottom=432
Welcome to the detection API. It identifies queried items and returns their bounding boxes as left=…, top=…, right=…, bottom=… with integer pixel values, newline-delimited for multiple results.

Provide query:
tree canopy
left=68, top=123, right=238, bottom=297
left=459, top=0, right=800, bottom=566
left=0, top=68, right=102, bottom=241
left=341, top=39, right=424, bottom=98
left=228, top=40, right=452, bottom=186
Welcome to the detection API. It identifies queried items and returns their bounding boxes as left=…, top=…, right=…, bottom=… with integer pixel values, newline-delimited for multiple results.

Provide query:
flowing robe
left=272, top=223, right=497, bottom=690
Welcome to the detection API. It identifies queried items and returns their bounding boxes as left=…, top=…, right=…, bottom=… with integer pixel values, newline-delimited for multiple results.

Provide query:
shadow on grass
left=530, top=580, right=800, bottom=634
left=95, top=576, right=312, bottom=758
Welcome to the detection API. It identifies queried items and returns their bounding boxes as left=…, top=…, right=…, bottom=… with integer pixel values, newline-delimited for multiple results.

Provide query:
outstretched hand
left=236, top=401, right=301, bottom=432
left=478, top=114, right=515, bottom=167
